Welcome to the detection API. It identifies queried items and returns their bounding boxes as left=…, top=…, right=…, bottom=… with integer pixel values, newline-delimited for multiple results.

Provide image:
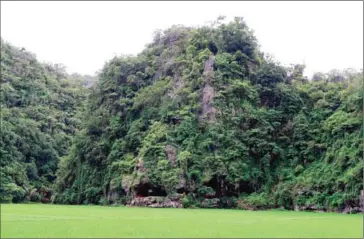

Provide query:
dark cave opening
left=134, top=183, right=167, bottom=197
left=203, top=177, right=255, bottom=197
left=177, top=187, right=186, bottom=194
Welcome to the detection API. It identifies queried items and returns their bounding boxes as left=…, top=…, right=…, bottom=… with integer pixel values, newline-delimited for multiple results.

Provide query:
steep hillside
left=0, top=39, right=88, bottom=203
left=54, top=17, right=363, bottom=212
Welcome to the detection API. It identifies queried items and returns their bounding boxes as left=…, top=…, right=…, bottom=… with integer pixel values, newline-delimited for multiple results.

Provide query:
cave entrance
left=177, top=187, right=186, bottom=194
left=238, top=181, right=255, bottom=195
left=134, top=183, right=167, bottom=197
left=203, top=176, right=250, bottom=197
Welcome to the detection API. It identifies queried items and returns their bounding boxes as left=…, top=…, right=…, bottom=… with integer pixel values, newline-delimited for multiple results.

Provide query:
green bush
left=118, top=195, right=131, bottom=205
left=84, top=187, right=102, bottom=204
left=273, top=185, right=294, bottom=209
left=237, top=192, right=274, bottom=210
left=1, top=183, right=26, bottom=203
left=197, top=186, right=215, bottom=197
left=182, top=197, right=192, bottom=208
left=30, top=190, right=41, bottom=202
left=219, top=197, right=237, bottom=208
left=98, top=198, right=109, bottom=205
left=328, top=192, right=346, bottom=209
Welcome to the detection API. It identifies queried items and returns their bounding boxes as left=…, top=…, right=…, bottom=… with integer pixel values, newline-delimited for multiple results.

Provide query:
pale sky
left=1, top=1, right=363, bottom=77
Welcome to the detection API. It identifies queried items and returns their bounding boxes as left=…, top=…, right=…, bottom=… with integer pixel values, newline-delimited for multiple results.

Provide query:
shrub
left=3, top=183, right=26, bottom=203
left=328, top=192, right=346, bottom=209
left=30, top=190, right=41, bottom=202
left=197, top=186, right=215, bottom=198
left=84, top=187, right=102, bottom=204
left=274, top=186, right=294, bottom=209
left=237, top=192, right=274, bottom=210
left=219, top=197, right=237, bottom=208
left=98, top=198, right=109, bottom=205
left=0, top=194, right=13, bottom=203
left=118, top=195, right=131, bottom=205
left=181, top=196, right=191, bottom=208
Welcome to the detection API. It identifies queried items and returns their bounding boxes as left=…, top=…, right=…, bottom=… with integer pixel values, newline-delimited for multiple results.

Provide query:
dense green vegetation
left=1, top=17, right=362, bottom=213
left=0, top=39, right=88, bottom=203
left=1, top=204, right=361, bottom=238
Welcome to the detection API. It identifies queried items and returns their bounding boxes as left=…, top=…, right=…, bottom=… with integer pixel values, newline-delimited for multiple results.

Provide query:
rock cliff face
left=53, top=18, right=363, bottom=213
left=199, top=55, right=216, bottom=122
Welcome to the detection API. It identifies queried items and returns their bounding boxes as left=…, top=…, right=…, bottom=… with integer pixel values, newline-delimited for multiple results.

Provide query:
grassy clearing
left=1, top=204, right=362, bottom=238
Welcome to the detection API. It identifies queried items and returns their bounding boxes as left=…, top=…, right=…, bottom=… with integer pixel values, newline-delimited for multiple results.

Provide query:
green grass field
left=1, top=204, right=362, bottom=238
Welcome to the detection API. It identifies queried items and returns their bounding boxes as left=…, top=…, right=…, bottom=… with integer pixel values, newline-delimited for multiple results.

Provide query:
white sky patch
left=1, top=1, right=363, bottom=77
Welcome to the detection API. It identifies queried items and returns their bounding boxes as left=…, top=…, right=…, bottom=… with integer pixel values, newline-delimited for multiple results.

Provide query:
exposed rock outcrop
left=342, top=206, right=362, bottom=214
left=129, top=195, right=182, bottom=208
left=199, top=55, right=216, bottom=122
left=176, top=170, right=186, bottom=191
left=341, top=196, right=364, bottom=214
left=294, top=205, right=324, bottom=212
left=167, top=74, right=184, bottom=98
left=165, top=145, right=177, bottom=167
left=201, top=84, right=216, bottom=122
left=201, top=198, right=220, bottom=208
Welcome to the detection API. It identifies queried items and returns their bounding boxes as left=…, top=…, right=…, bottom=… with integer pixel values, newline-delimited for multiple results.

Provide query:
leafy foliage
left=1, top=17, right=362, bottom=212
left=0, top=39, right=88, bottom=202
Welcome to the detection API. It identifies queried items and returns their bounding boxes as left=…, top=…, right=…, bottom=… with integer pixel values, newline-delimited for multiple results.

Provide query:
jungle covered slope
left=54, top=17, right=363, bottom=212
left=0, top=17, right=362, bottom=212
left=0, top=39, right=88, bottom=202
